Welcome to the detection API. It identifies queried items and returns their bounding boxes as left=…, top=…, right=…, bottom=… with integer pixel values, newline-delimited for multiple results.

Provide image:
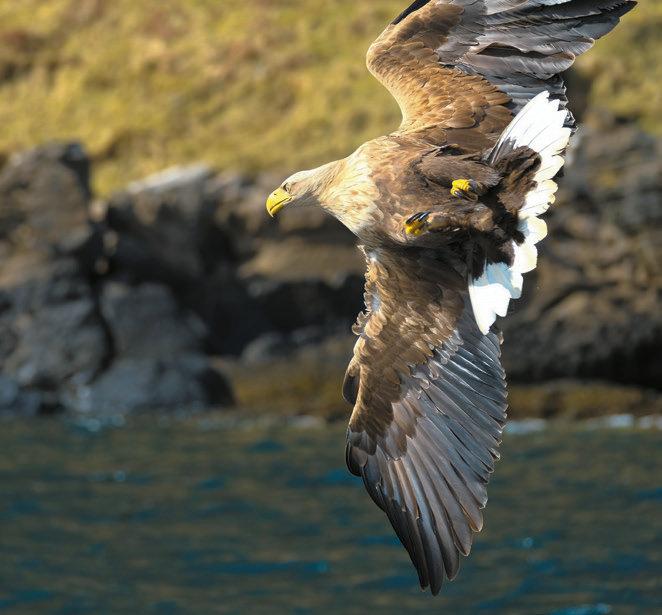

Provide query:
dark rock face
left=501, top=121, right=662, bottom=389
left=98, top=164, right=362, bottom=356
left=0, top=142, right=90, bottom=250
left=0, top=145, right=234, bottom=416
left=241, top=327, right=331, bottom=364
left=0, top=375, right=47, bottom=417
left=0, top=259, right=107, bottom=393
left=66, top=281, right=235, bottom=414
left=100, top=282, right=205, bottom=359
left=245, top=275, right=364, bottom=334
left=194, top=265, right=270, bottom=356
left=6, top=293, right=108, bottom=389
left=103, top=165, right=235, bottom=287
left=0, top=118, right=659, bottom=418
left=72, top=355, right=233, bottom=416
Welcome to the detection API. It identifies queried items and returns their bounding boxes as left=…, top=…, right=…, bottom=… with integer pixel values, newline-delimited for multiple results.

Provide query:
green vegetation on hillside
left=0, top=0, right=656, bottom=194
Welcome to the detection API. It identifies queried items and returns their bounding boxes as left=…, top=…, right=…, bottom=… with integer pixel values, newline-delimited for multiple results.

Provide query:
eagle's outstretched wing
left=367, top=0, right=636, bottom=147
left=342, top=0, right=636, bottom=595
left=344, top=248, right=507, bottom=594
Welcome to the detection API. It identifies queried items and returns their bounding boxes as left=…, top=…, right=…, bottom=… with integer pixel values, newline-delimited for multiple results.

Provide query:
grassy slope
left=0, top=0, right=656, bottom=195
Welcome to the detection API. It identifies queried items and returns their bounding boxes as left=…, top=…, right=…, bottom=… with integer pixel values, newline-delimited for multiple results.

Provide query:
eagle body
left=326, top=136, right=531, bottom=259
left=266, top=0, right=636, bottom=595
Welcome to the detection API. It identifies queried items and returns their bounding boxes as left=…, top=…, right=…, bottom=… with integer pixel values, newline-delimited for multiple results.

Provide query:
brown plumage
left=266, top=0, right=635, bottom=595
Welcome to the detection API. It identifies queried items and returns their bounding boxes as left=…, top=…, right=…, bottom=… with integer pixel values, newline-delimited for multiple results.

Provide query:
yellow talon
left=450, top=178, right=478, bottom=200
left=405, top=222, right=424, bottom=236
left=404, top=212, right=430, bottom=236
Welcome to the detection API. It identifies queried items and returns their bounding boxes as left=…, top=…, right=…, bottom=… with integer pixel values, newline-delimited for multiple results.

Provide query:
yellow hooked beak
left=266, top=187, right=292, bottom=217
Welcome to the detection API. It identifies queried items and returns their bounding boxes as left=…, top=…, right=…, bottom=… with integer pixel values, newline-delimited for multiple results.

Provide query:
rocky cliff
left=0, top=115, right=660, bottom=418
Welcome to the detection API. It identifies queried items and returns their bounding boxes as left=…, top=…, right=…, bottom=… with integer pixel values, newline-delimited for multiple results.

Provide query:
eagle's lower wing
left=345, top=247, right=507, bottom=594
left=368, top=0, right=635, bottom=146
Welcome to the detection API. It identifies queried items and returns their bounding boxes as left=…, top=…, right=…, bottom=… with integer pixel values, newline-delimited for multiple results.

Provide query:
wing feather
left=345, top=249, right=507, bottom=594
left=367, top=0, right=635, bottom=144
left=336, top=0, right=635, bottom=594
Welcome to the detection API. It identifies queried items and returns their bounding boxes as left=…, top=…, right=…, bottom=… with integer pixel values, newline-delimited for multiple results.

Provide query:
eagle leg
left=404, top=211, right=457, bottom=236
left=405, top=203, right=494, bottom=237
left=404, top=211, right=432, bottom=236
left=450, top=179, right=481, bottom=201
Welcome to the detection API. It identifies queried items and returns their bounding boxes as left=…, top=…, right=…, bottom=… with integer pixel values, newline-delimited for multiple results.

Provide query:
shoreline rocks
left=0, top=146, right=234, bottom=416
left=0, top=113, right=660, bottom=418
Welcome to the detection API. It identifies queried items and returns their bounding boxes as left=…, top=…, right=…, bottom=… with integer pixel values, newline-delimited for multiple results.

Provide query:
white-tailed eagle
left=266, top=0, right=635, bottom=595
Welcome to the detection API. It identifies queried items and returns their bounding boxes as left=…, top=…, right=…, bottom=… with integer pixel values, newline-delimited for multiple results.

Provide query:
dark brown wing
left=345, top=247, right=507, bottom=594
left=368, top=0, right=636, bottom=146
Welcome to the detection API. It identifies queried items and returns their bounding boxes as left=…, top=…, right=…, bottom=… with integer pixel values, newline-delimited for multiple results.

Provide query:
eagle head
left=266, top=162, right=341, bottom=217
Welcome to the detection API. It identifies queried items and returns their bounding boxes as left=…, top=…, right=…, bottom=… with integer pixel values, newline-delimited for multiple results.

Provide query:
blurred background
left=0, top=1, right=660, bottom=613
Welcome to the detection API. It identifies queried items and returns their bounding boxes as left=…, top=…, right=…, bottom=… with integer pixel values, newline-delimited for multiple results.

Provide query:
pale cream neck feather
left=321, top=151, right=381, bottom=236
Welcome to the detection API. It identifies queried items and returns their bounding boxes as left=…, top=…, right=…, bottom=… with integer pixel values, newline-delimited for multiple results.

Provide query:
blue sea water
left=0, top=417, right=660, bottom=614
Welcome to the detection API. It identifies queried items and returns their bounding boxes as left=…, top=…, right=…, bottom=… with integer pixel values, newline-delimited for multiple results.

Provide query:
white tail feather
left=470, top=91, right=571, bottom=334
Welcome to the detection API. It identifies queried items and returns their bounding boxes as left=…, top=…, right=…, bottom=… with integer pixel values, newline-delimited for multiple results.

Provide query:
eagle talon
left=405, top=211, right=431, bottom=236
left=450, top=179, right=479, bottom=201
